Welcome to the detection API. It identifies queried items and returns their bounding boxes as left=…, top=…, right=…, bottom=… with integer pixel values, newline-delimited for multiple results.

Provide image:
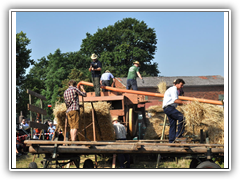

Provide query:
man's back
left=113, top=122, right=126, bottom=139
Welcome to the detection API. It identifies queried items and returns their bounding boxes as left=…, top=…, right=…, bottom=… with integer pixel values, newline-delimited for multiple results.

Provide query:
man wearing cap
left=89, top=53, right=102, bottom=96
left=126, top=61, right=144, bottom=90
left=100, top=70, right=116, bottom=92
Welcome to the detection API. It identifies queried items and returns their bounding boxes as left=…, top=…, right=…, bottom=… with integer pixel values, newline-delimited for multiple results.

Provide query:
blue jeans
left=126, top=79, right=138, bottom=90
left=163, top=106, right=185, bottom=143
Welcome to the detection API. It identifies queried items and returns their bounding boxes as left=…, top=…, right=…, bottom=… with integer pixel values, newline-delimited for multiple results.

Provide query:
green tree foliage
left=80, top=18, right=160, bottom=77
left=16, top=31, right=34, bottom=116
left=18, top=18, right=160, bottom=118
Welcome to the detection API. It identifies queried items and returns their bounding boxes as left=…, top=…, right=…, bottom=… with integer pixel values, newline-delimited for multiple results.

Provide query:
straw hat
left=91, top=53, right=98, bottom=59
left=133, top=61, right=140, bottom=66
left=105, top=70, right=110, bottom=73
left=112, top=116, right=119, bottom=122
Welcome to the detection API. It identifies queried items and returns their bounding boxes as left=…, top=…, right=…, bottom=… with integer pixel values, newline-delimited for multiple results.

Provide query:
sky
left=15, top=10, right=226, bottom=77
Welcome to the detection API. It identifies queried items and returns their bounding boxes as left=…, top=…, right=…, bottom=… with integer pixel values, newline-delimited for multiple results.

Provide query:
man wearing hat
left=126, top=61, right=144, bottom=90
left=100, top=70, right=116, bottom=92
left=89, top=53, right=102, bottom=96
left=112, top=116, right=130, bottom=168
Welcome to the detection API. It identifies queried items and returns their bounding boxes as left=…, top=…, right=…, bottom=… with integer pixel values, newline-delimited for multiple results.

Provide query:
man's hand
left=80, top=85, right=86, bottom=93
left=142, top=79, right=144, bottom=83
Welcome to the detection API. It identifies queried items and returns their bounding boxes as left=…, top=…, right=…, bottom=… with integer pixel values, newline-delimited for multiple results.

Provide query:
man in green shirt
left=126, top=61, right=144, bottom=90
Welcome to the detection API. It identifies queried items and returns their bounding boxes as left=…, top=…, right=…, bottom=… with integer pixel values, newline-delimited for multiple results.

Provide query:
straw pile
left=53, top=101, right=115, bottom=141
left=144, top=102, right=224, bottom=144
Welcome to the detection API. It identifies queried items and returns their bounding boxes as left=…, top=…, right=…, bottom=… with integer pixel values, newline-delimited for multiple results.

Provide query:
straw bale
left=78, top=102, right=115, bottom=141
left=157, top=81, right=167, bottom=94
left=144, top=102, right=224, bottom=144
left=177, top=101, right=224, bottom=144
left=144, top=105, right=167, bottom=139
left=52, top=101, right=115, bottom=141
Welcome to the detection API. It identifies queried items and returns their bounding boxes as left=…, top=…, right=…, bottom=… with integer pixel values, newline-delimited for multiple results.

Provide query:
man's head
left=105, top=70, right=110, bottom=73
left=22, top=118, right=26, bottom=124
left=133, top=61, right=140, bottom=67
left=68, top=80, right=77, bottom=87
left=49, top=121, right=53, bottom=126
left=112, top=116, right=119, bottom=124
left=174, top=79, right=185, bottom=90
left=91, top=53, right=98, bottom=62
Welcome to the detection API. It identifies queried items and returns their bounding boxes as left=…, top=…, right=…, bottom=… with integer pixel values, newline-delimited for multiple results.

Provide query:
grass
left=16, top=153, right=191, bottom=168
left=16, top=153, right=197, bottom=169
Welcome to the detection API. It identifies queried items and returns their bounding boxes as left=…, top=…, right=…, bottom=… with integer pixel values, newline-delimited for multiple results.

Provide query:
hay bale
left=52, top=101, right=115, bottom=141
left=144, top=102, right=224, bottom=144
left=78, top=102, right=115, bottom=141
left=177, top=101, right=224, bottom=144
left=157, top=81, right=167, bottom=94
left=144, top=106, right=169, bottom=139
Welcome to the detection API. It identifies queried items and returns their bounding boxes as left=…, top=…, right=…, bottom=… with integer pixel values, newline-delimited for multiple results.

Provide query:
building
left=114, top=75, right=224, bottom=109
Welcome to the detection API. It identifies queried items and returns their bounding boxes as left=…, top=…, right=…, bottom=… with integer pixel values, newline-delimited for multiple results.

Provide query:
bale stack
left=53, top=101, right=115, bottom=141
left=144, top=102, right=224, bottom=144
left=157, top=81, right=167, bottom=94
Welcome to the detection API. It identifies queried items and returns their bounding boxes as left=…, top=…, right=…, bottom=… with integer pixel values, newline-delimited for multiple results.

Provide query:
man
left=112, top=116, right=130, bottom=168
left=89, top=53, right=102, bottom=96
left=173, top=79, right=184, bottom=96
left=47, top=121, right=56, bottom=140
left=162, top=79, right=189, bottom=143
left=100, top=70, right=115, bottom=92
left=20, top=118, right=29, bottom=130
left=126, top=61, right=144, bottom=90
left=64, top=80, right=86, bottom=142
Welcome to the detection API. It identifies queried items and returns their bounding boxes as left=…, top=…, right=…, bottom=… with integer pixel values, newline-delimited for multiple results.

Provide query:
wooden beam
left=29, top=121, right=48, bottom=130
left=28, top=145, right=224, bottom=154
left=27, top=89, right=46, bottom=100
left=27, top=104, right=47, bottom=115
left=24, top=140, right=224, bottom=147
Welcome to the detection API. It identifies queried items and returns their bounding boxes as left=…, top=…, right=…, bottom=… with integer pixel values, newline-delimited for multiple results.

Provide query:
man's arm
left=174, top=99, right=190, bottom=105
left=136, top=71, right=143, bottom=80
left=91, top=67, right=101, bottom=71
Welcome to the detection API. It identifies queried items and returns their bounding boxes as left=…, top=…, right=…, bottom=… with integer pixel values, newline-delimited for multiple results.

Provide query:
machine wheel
left=196, top=161, right=221, bottom=168
left=129, top=108, right=136, bottom=137
left=29, top=162, right=38, bottom=168
left=189, top=158, right=207, bottom=168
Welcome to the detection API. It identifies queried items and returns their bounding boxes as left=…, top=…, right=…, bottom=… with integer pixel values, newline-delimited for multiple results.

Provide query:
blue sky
left=16, top=10, right=225, bottom=77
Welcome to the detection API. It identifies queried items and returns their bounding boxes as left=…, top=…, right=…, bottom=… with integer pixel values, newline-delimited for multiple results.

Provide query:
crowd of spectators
left=16, top=117, right=57, bottom=157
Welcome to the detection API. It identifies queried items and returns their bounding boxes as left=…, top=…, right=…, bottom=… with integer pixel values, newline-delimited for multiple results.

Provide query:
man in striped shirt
left=64, top=80, right=86, bottom=141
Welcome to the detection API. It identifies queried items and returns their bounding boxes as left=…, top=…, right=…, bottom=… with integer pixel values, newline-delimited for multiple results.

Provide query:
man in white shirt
left=112, top=116, right=130, bottom=168
left=20, top=118, right=29, bottom=130
left=162, top=79, right=189, bottom=143
left=100, top=70, right=116, bottom=92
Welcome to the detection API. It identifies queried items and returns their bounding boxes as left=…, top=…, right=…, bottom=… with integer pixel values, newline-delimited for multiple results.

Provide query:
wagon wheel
left=129, top=108, right=137, bottom=137
left=196, top=161, right=221, bottom=168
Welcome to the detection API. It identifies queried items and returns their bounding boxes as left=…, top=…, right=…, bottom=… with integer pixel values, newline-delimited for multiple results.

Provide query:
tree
left=16, top=31, right=34, bottom=116
left=58, top=68, right=93, bottom=103
left=80, top=18, right=160, bottom=77
left=16, top=31, right=34, bottom=86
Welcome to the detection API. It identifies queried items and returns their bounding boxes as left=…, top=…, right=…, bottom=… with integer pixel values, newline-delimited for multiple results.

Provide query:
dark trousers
left=116, top=138, right=130, bottom=168
left=92, top=77, right=100, bottom=96
left=126, top=79, right=138, bottom=90
left=101, top=80, right=111, bottom=92
left=163, top=106, right=185, bottom=143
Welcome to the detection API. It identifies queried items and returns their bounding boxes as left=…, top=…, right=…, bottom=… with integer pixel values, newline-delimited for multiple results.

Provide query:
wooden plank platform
left=24, top=140, right=224, bottom=147
left=25, top=140, right=224, bottom=155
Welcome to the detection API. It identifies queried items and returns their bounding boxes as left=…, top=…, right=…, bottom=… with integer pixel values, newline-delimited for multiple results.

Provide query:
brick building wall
left=138, top=86, right=224, bottom=101
left=183, top=85, right=224, bottom=101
